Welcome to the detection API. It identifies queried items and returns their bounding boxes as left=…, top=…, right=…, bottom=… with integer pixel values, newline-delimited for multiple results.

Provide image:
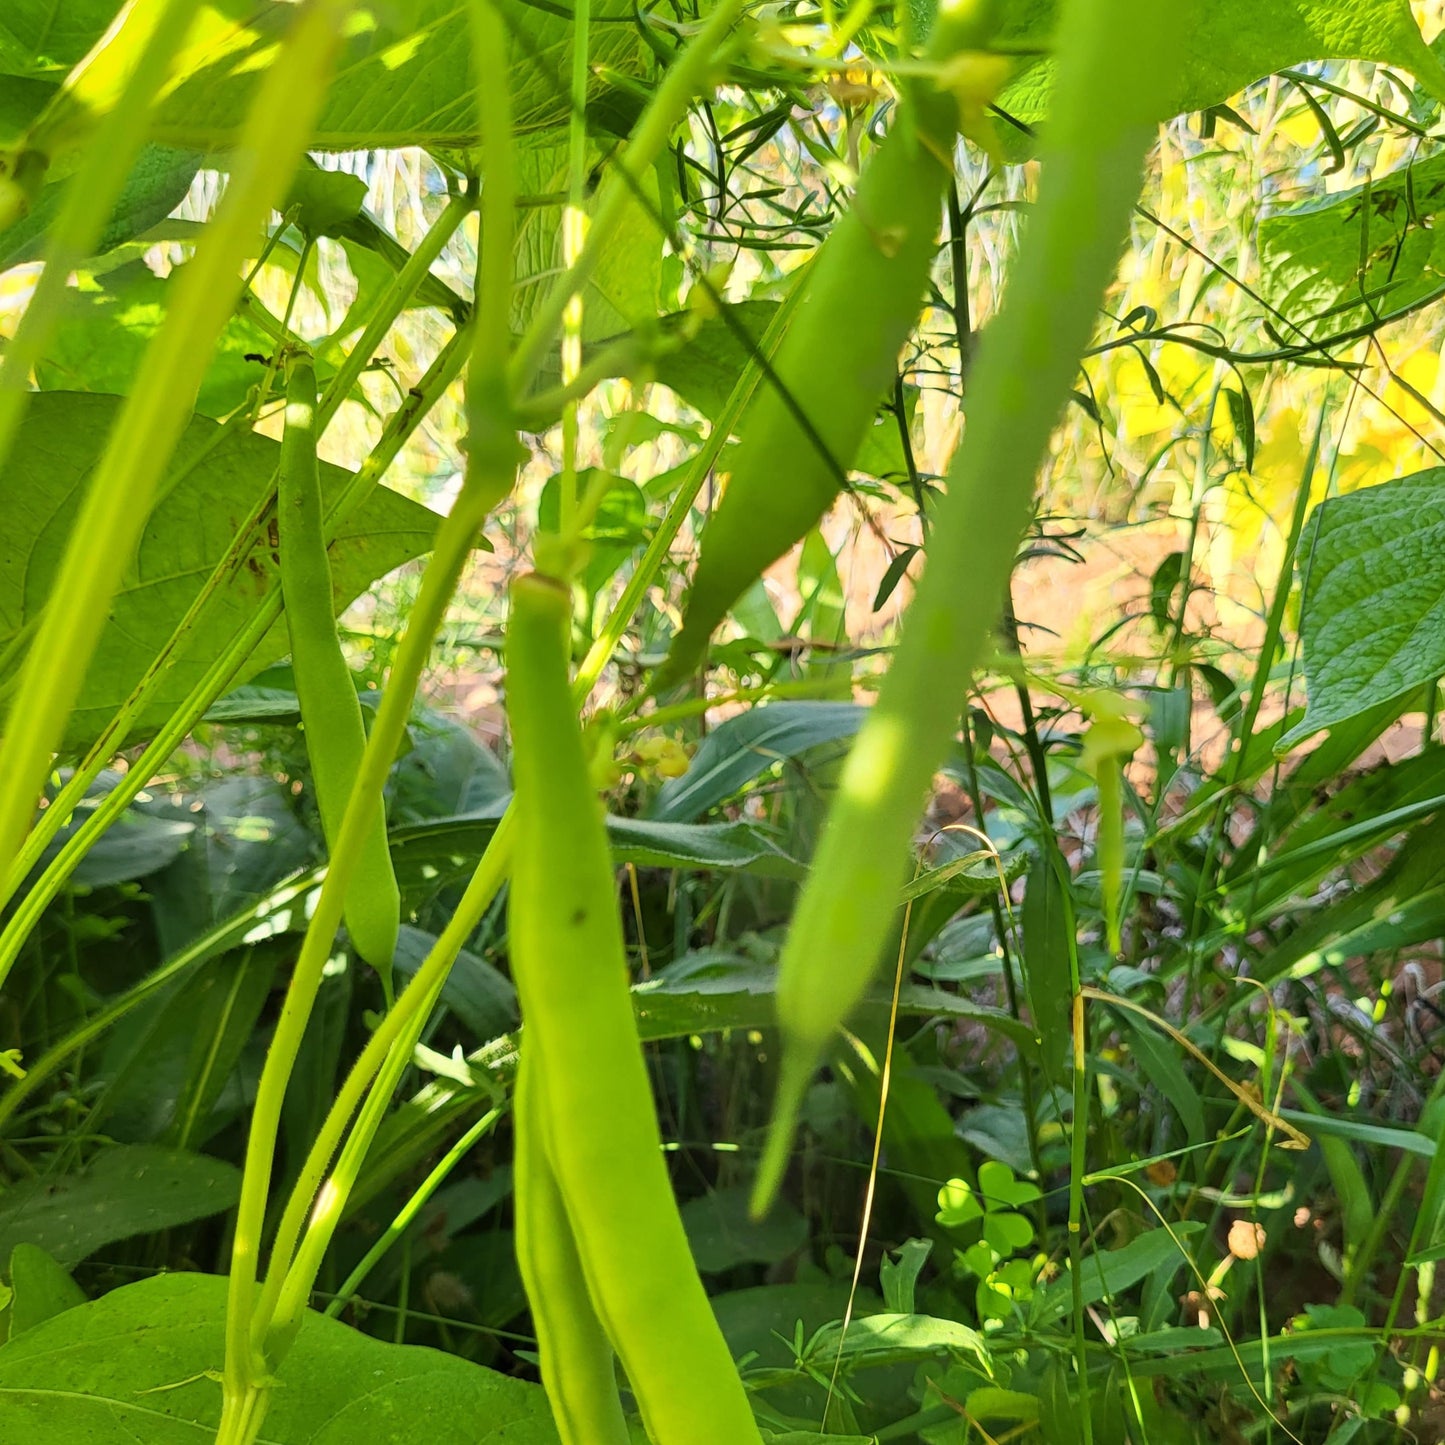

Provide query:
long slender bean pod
left=656, top=0, right=999, bottom=687
left=507, top=572, right=761, bottom=1444
left=514, top=1046, right=632, bottom=1445
left=279, top=360, right=400, bottom=986
left=0, top=328, right=471, bottom=992
left=258, top=237, right=808, bottom=1336
left=752, top=0, right=1180, bottom=1214
left=0, top=0, right=352, bottom=893
left=0, top=193, right=471, bottom=929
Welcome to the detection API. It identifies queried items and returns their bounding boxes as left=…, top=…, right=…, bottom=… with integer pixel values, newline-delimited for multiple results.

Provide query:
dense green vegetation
left=3, top=0, right=1445, bottom=1441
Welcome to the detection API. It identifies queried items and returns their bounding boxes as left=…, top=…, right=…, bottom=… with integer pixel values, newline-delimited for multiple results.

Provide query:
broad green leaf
left=993, top=0, right=1445, bottom=131
left=144, top=774, right=317, bottom=956
left=1261, top=154, right=1445, bottom=339
left=967, top=1388, right=1041, bottom=1426
left=681, top=1185, right=808, bottom=1272
left=0, top=3, right=123, bottom=76
left=0, top=393, right=438, bottom=751
left=30, top=261, right=275, bottom=416
left=539, top=470, right=649, bottom=602
left=388, top=708, right=514, bottom=822
left=34, top=768, right=196, bottom=889
left=0, top=1271, right=559, bottom=1442
left=650, top=701, right=866, bottom=821
left=0, top=72, right=53, bottom=146
left=0, top=145, right=200, bottom=273
left=1280, top=472, right=1445, bottom=749
left=0, top=1145, right=240, bottom=1267
left=151, top=0, right=648, bottom=151
left=5, top=1246, right=85, bottom=1337
left=650, top=300, right=781, bottom=419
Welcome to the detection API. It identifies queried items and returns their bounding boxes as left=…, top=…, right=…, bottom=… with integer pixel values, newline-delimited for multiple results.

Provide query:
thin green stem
left=324, top=1100, right=516, bottom=1316
left=505, top=0, right=747, bottom=394
left=257, top=809, right=516, bottom=1349
left=223, top=5, right=521, bottom=1414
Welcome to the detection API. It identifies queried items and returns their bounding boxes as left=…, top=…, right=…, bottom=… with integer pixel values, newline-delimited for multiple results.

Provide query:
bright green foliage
left=4, top=1246, right=85, bottom=1337
left=0, top=1272, right=560, bottom=1442
left=153, top=0, right=649, bottom=151
left=937, top=1163, right=1043, bottom=1322
left=3, top=0, right=1445, bottom=1435
left=1282, top=470, right=1445, bottom=747
left=995, top=0, right=1445, bottom=129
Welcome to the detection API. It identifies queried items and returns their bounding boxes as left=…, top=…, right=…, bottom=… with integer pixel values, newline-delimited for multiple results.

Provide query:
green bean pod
left=655, top=1, right=996, bottom=688
left=506, top=571, right=761, bottom=1445
left=751, top=0, right=1179, bottom=1215
left=279, top=360, right=400, bottom=990
left=514, top=1042, right=632, bottom=1445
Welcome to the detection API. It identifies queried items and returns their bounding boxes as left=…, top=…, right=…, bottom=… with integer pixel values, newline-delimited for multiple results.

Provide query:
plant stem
left=222, top=4, right=521, bottom=1417
left=506, top=0, right=747, bottom=394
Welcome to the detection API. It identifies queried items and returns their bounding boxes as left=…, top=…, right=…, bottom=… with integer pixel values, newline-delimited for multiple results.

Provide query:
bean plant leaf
left=650, top=702, right=866, bottom=821
left=0, top=1145, right=240, bottom=1267
left=0, top=393, right=439, bottom=752
left=1279, top=471, right=1445, bottom=750
left=31, top=768, right=196, bottom=889
left=0, top=2, right=124, bottom=76
left=0, top=145, right=201, bottom=273
left=30, top=261, right=276, bottom=417
left=92, top=937, right=281, bottom=1147
left=1260, top=154, right=1445, bottom=339
left=993, top=0, right=1445, bottom=133
left=0, top=1271, right=560, bottom=1442
left=151, top=0, right=648, bottom=151
left=5, top=1246, right=86, bottom=1338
